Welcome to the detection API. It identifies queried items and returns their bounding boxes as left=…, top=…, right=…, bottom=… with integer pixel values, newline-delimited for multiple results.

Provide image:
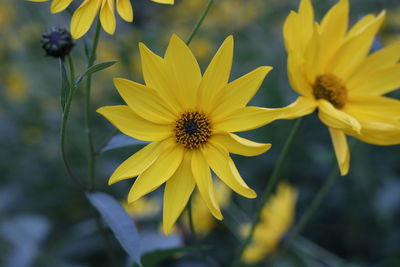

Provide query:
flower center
left=175, top=111, right=211, bottom=149
left=313, top=73, right=347, bottom=109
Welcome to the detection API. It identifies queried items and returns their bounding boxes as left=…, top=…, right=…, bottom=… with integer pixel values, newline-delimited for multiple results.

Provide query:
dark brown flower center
left=175, top=111, right=211, bottom=149
left=313, top=73, right=347, bottom=109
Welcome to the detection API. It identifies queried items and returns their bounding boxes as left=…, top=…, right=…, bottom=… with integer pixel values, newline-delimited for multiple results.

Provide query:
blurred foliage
left=1, top=0, right=400, bottom=266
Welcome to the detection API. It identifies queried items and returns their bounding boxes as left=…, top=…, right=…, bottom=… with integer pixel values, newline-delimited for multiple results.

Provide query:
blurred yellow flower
left=0, top=1, right=16, bottom=30
left=123, top=197, right=160, bottom=220
left=184, top=181, right=231, bottom=236
left=97, top=34, right=296, bottom=235
left=283, top=0, right=400, bottom=175
left=241, top=183, right=297, bottom=263
left=5, top=69, right=28, bottom=103
left=27, top=0, right=174, bottom=39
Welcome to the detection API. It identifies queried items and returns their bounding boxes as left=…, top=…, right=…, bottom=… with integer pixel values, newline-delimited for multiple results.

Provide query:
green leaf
left=84, top=40, right=91, bottom=61
left=59, top=58, right=70, bottom=111
left=75, top=60, right=117, bottom=84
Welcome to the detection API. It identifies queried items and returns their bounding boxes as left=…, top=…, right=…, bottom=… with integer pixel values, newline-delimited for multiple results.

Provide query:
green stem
left=282, top=167, right=339, bottom=252
left=85, top=18, right=101, bottom=192
left=231, top=117, right=304, bottom=267
left=185, top=0, right=214, bottom=45
left=60, top=55, right=84, bottom=190
left=187, top=198, right=197, bottom=243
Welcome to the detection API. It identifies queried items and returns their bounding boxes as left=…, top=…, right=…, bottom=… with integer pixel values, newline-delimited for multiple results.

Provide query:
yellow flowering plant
left=97, top=33, right=296, bottom=234
left=27, top=0, right=174, bottom=38
left=16, top=0, right=400, bottom=265
left=283, top=0, right=400, bottom=175
left=241, top=183, right=297, bottom=263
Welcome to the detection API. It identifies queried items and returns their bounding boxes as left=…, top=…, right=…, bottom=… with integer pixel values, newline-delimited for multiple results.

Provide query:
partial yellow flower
left=98, top=34, right=295, bottom=235
left=27, top=0, right=73, bottom=13
left=241, top=183, right=297, bottom=263
left=123, top=197, right=160, bottom=220
left=184, top=181, right=231, bottom=236
left=27, top=0, right=174, bottom=39
left=283, top=0, right=400, bottom=175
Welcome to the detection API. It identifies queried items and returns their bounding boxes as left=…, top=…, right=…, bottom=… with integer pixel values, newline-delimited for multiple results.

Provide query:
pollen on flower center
left=175, top=111, right=211, bottom=149
left=313, top=73, right=348, bottom=109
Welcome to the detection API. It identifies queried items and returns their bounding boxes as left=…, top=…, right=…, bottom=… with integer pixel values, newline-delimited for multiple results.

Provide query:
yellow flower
left=27, top=0, right=174, bottom=39
left=241, top=183, right=297, bottom=263
left=97, top=34, right=291, bottom=235
left=283, top=0, right=400, bottom=175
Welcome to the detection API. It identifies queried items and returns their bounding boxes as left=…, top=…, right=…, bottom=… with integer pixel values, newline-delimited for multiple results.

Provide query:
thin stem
left=85, top=18, right=101, bottom=192
left=185, top=0, right=214, bottom=45
left=187, top=198, right=197, bottom=244
left=282, top=167, right=339, bottom=252
left=231, top=117, right=304, bottom=267
left=60, top=55, right=84, bottom=190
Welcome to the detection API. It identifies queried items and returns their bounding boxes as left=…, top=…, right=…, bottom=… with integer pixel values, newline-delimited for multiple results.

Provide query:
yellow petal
left=50, top=0, right=73, bottom=13
left=191, top=150, right=223, bottom=220
left=28, top=0, right=48, bottom=2
left=342, top=102, right=400, bottom=145
left=70, top=0, right=102, bottom=39
left=347, top=43, right=400, bottom=85
left=287, top=53, right=314, bottom=96
left=96, top=105, right=172, bottom=141
left=138, top=43, right=182, bottom=113
left=202, top=143, right=256, bottom=199
left=213, top=97, right=317, bottom=132
left=356, top=121, right=400, bottom=146
left=163, top=154, right=196, bottom=235
left=283, top=0, right=314, bottom=55
left=197, top=36, right=234, bottom=112
left=210, top=66, right=272, bottom=121
left=128, top=144, right=184, bottom=203
left=347, top=14, right=375, bottom=38
left=116, top=0, right=133, bottom=22
left=100, top=0, right=116, bottom=35
left=150, top=0, right=174, bottom=4
left=210, top=132, right=271, bottom=157
left=108, top=141, right=165, bottom=185
left=303, top=23, right=320, bottom=82
left=328, top=128, right=350, bottom=176
left=317, top=100, right=361, bottom=134
left=348, top=64, right=400, bottom=96
left=164, top=34, right=201, bottom=109
left=318, top=0, right=349, bottom=68
left=343, top=96, right=400, bottom=119
left=113, top=78, right=177, bottom=123
left=327, top=11, right=385, bottom=80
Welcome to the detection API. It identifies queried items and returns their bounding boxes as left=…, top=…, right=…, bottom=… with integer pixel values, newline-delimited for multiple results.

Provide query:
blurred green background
left=1, top=0, right=400, bottom=266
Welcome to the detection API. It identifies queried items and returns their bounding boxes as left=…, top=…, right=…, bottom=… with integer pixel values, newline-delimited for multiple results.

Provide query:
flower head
left=241, top=183, right=297, bottom=263
left=28, top=0, right=174, bottom=39
left=283, top=0, right=400, bottom=175
left=41, top=26, right=74, bottom=58
left=97, top=35, right=286, bottom=234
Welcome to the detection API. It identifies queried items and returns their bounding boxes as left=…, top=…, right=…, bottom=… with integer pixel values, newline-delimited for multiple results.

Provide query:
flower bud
left=41, top=26, right=74, bottom=58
